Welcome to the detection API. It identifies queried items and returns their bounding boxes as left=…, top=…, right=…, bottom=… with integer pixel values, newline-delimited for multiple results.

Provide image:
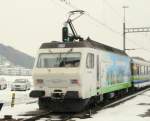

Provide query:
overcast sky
left=0, top=0, right=150, bottom=60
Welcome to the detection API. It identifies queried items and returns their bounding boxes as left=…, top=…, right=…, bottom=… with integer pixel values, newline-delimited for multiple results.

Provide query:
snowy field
left=76, top=90, right=150, bottom=121
left=0, top=75, right=36, bottom=106
left=0, top=75, right=150, bottom=121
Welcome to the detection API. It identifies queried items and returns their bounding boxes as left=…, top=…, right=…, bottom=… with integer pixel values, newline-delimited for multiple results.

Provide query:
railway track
left=1, top=87, right=150, bottom=121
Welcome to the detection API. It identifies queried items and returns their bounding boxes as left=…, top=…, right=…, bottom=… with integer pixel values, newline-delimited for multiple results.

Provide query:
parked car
left=0, top=77, right=7, bottom=90
left=11, top=79, right=31, bottom=91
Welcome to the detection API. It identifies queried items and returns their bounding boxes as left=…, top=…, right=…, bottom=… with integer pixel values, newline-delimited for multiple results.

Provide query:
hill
left=0, top=44, right=34, bottom=69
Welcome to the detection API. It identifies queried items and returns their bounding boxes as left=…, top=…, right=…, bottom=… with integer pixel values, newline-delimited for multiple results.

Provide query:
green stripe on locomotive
left=97, top=81, right=132, bottom=94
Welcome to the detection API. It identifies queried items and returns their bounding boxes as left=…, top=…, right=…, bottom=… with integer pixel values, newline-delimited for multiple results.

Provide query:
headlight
left=36, top=79, right=44, bottom=84
left=70, top=79, right=80, bottom=86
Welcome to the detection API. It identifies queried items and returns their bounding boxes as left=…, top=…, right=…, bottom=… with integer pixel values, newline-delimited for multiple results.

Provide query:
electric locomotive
left=30, top=10, right=150, bottom=112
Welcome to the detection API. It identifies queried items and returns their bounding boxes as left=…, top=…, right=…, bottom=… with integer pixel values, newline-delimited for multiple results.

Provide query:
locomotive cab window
left=37, top=52, right=81, bottom=68
left=86, top=53, right=94, bottom=68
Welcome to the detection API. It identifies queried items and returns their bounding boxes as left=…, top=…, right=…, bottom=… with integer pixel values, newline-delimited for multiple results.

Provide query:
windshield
left=14, top=79, right=26, bottom=83
left=37, top=52, right=81, bottom=68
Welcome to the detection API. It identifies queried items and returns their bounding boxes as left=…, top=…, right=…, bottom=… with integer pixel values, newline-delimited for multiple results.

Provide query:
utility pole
left=123, top=6, right=129, bottom=52
left=123, top=6, right=150, bottom=52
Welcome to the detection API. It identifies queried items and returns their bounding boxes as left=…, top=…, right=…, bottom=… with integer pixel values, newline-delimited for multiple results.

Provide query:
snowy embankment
left=77, top=90, right=150, bottom=121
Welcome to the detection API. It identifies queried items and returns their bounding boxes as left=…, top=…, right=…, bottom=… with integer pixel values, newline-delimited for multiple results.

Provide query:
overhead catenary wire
left=98, top=0, right=150, bottom=53
left=85, top=13, right=122, bottom=35
left=103, top=0, right=150, bottom=48
left=58, top=0, right=123, bottom=37
left=50, top=0, right=69, bottom=11
left=54, top=0, right=150, bottom=53
left=103, top=0, right=123, bottom=21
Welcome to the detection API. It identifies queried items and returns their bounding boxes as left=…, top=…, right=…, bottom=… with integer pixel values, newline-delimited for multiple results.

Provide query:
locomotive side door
left=85, top=52, right=97, bottom=97
left=96, top=55, right=101, bottom=89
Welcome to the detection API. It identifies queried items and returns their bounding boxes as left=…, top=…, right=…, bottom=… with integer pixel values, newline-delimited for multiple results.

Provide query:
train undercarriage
left=32, top=88, right=135, bottom=112
left=38, top=97, right=90, bottom=112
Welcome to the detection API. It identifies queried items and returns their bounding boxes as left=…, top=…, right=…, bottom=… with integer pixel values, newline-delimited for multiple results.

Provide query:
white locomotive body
left=30, top=39, right=131, bottom=112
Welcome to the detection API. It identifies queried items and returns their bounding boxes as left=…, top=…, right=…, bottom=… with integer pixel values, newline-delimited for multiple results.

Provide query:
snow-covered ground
left=0, top=103, right=38, bottom=119
left=76, top=90, right=150, bottom=121
left=0, top=75, right=150, bottom=121
left=1, top=90, right=150, bottom=120
left=0, top=75, right=36, bottom=106
left=0, top=75, right=38, bottom=118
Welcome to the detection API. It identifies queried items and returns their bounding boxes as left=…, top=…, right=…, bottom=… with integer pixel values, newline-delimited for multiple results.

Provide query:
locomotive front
left=30, top=10, right=97, bottom=112
left=30, top=45, right=89, bottom=112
